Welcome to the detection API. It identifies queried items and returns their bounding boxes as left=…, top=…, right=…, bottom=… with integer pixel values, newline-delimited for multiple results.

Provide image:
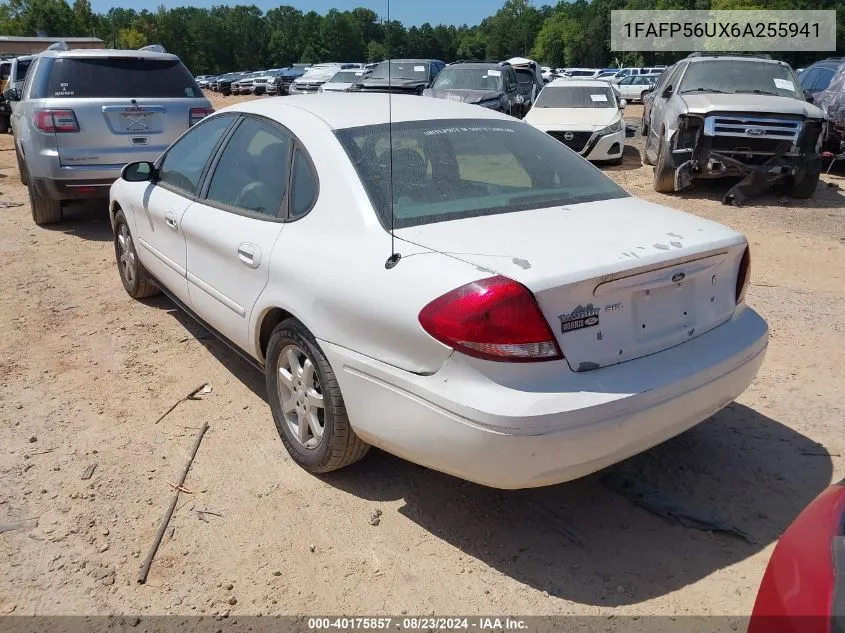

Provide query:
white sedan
left=524, top=79, right=627, bottom=164
left=110, top=95, right=768, bottom=489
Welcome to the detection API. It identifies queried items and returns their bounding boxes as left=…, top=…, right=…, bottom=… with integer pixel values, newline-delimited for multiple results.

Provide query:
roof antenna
left=384, top=0, right=401, bottom=270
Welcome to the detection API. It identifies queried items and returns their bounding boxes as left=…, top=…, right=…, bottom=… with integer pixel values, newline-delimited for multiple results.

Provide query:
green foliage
left=0, top=0, right=840, bottom=74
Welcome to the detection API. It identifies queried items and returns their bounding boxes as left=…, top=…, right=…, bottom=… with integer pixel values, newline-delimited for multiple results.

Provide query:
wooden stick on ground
left=154, top=383, right=211, bottom=424
left=137, top=420, right=209, bottom=585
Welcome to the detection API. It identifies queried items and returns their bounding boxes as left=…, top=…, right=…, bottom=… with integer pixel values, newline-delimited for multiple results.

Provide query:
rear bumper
left=322, top=307, right=768, bottom=489
left=33, top=176, right=114, bottom=200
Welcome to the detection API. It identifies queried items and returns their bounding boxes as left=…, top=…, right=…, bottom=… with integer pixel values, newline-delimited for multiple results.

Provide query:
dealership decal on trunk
left=559, top=306, right=601, bottom=333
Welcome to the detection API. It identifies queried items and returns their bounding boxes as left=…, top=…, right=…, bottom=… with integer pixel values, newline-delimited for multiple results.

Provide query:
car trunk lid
left=53, top=97, right=202, bottom=167
left=397, top=196, right=747, bottom=371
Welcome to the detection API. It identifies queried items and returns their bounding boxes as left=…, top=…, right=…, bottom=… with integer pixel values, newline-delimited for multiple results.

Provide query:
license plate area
left=120, top=111, right=151, bottom=132
left=633, top=281, right=694, bottom=342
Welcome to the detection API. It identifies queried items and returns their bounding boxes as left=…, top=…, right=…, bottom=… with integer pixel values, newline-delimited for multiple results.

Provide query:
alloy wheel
left=277, top=344, right=325, bottom=449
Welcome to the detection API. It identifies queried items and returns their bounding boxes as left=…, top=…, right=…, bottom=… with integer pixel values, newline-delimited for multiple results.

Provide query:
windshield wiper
left=681, top=87, right=729, bottom=94
left=734, top=89, right=782, bottom=97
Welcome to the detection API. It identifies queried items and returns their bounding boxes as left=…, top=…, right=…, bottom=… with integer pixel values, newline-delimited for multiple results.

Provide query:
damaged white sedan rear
left=110, top=95, right=768, bottom=489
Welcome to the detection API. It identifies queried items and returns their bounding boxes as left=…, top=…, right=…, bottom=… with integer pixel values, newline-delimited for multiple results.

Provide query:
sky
left=87, top=0, right=501, bottom=27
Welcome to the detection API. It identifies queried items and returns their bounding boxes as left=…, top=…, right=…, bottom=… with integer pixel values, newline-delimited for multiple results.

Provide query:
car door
left=647, top=62, right=685, bottom=152
left=181, top=115, right=299, bottom=351
left=617, top=76, right=635, bottom=100
left=133, top=114, right=235, bottom=304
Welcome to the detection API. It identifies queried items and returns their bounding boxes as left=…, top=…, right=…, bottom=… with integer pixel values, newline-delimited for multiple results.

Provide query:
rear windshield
left=335, top=118, right=627, bottom=229
left=534, top=85, right=617, bottom=108
left=42, top=57, right=200, bottom=99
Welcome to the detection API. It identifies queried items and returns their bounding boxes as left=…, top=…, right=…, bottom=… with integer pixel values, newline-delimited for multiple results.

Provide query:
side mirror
left=4, top=87, right=20, bottom=102
left=661, top=85, right=673, bottom=99
left=121, top=161, right=155, bottom=182
left=619, top=98, right=627, bottom=109
left=421, top=88, right=432, bottom=97
left=804, top=90, right=814, bottom=103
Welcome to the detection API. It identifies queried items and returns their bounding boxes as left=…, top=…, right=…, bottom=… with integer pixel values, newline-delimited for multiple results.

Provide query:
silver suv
left=642, top=53, right=825, bottom=204
left=7, top=47, right=212, bottom=225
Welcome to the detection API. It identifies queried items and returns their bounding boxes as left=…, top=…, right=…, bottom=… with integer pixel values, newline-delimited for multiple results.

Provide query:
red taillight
left=418, top=276, right=563, bottom=362
left=736, top=245, right=751, bottom=304
left=189, top=107, right=214, bottom=126
left=748, top=481, right=845, bottom=633
left=33, top=109, right=79, bottom=133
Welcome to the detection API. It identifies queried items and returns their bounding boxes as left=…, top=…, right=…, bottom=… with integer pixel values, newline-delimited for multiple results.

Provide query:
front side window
left=206, top=117, right=292, bottom=217
left=158, top=115, right=234, bottom=194
left=335, top=118, right=627, bottom=230
left=534, top=86, right=616, bottom=109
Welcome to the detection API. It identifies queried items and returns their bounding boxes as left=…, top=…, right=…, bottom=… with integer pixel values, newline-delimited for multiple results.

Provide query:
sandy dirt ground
left=0, top=91, right=843, bottom=619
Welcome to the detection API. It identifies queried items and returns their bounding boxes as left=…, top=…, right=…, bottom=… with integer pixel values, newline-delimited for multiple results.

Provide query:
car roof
left=218, top=93, right=510, bottom=130
left=546, top=78, right=612, bottom=88
left=41, top=48, right=180, bottom=61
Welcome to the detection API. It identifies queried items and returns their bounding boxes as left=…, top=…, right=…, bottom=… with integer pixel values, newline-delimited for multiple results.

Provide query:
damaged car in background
left=643, top=53, right=826, bottom=205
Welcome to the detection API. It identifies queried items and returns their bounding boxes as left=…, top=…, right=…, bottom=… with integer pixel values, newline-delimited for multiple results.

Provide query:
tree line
left=0, top=0, right=842, bottom=75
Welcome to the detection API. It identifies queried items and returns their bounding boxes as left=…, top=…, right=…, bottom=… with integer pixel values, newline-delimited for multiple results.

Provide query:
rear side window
left=0, top=62, right=10, bottom=81
left=42, top=57, right=200, bottom=99
left=290, top=150, right=317, bottom=218
left=17, top=59, right=32, bottom=80
left=206, top=117, right=292, bottom=217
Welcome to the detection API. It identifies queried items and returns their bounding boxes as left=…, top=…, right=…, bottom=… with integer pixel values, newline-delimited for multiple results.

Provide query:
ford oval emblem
left=563, top=132, right=574, bottom=141
left=745, top=127, right=766, bottom=136
left=672, top=272, right=686, bottom=283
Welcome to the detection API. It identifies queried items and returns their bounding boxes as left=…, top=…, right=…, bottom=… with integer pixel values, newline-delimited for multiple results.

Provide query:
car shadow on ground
left=155, top=297, right=832, bottom=606
left=603, top=145, right=644, bottom=172
left=323, top=404, right=831, bottom=606
left=40, top=200, right=112, bottom=241
left=673, top=177, right=845, bottom=210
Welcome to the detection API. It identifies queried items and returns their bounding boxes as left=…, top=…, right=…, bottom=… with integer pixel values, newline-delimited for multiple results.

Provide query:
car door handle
left=164, top=212, right=178, bottom=231
left=237, top=243, right=261, bottom=268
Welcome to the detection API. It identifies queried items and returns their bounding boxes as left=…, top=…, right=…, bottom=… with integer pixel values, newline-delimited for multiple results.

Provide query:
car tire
left=113, top=209, right=160, bottom=299
left=785, top=169, right=820, bottom=199
left=266, top=318, right=370, bottom=474
left=27, top=176, right=63, bottom=225
left=16, top=147, right=27, bottom=185
left=0, top=116, right=8, bottom=134
left=640, top=90, right=650, bottom=103
left=653, top=135, right=676, bottom=193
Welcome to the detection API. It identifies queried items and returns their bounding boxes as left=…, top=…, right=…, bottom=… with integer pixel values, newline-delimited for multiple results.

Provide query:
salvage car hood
left=424, top=89, right=502, bottom=104
left=358, top=78, right=428, bottom=92
left=680, top=93, right=824, bottom=119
